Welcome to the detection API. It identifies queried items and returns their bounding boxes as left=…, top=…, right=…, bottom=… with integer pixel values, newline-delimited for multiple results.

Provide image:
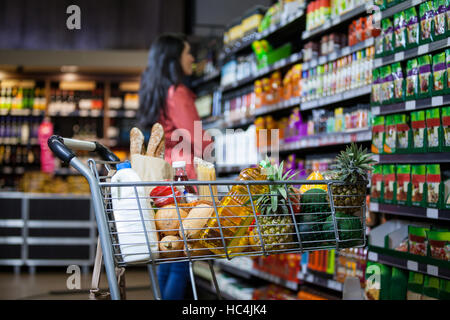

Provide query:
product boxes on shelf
left=408, top=225, right=430, bottom=256
left=426, top=229, right=450, bottom=261
left=396, top=113, right=412, bottom=153
left=406, top=58, right=419, bottom=101
left=371, top=164, right=384, bottom=203
left=384, top=115, right=397, bottom=153
left=433, top=51, right=447, bottom=96
left=392, top=62, right=405, bottom=103
left=406, top=7, right=420, bottom=49
left=372, top=115, right=385, bottom=154
left=412, top=164, right=427, bottom=207
left=407, top=272, right=424, bottom=300
left=396, top=164, right=412, bottom=206
left=418, top=54, right=433, bottom=99
left=426, top=107, right=443, bottom=152
left=383, top=164, right=397, bottom=205
left=411, top=110, right=427, bottom=153
left=365, top=261, right=392, bottom=300
left=442, top=106, right=450, bottom=151
left=426, top=164, right=443, bottom=208
left=433, top=0, right=447, bottom=40
left=419, top=1, right=434, bottom=45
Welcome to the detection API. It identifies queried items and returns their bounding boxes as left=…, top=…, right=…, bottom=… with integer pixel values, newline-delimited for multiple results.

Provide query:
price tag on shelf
left=405, top=100, right=416, bottom=110
left=342, top=47, right=351, bottom=56
left=426, top=208, right=439, bottom=219
left=407, top=260, right=419, bottom=271
left=412, top=0, right=424, bottom=5
left=427, top=265, right=438, bottom=277
left=323, top=21, right=331, bottom=30
left=269, top=25, right=276, bottom=33
left=374, top=58, right=382, bottom=69
left=329, top=52, right=337, bottom=61
left=432, top=96, right=443, bottom=106
left=370, top=202, right=379, bottom=212
left=418, top=44, right=429, bottom=55
left=395, top=52, right=404, bottom=62
left=372, top=106, right=380, bottom=115
left=306, top=274, right=314, bottom=283
left=368, top=251, right=378, bottom=262
left=319, top=56, right=327, bottom=65
left=290, top=53, right=300, bottom=63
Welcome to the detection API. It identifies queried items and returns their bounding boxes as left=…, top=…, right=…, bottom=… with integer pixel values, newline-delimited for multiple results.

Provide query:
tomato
left=149, top=186, right=182, bottom=208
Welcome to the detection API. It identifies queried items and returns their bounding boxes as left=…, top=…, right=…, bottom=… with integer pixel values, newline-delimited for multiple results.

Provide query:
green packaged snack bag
left=396, top=113, right=411, bottom=152
left=396, top=164, right=411, bottom=206
left=447, top=0, right=450, bottom=36
left=422, top=276, right=440, bottom=299
left=442, top=106, right=450, bottom=151
left=375, top=34, right=385, bottom=58
left=392, top=63, right=405, bottom=102
left=394, top=12, right=407, bottom=51
left=432, top=52, right=447, bottom=95
left=383, top=164, right=396, bottom=204
left=427, top=230, right=450, bottom=261
left=407, top=272, right=424, bottom=300
left=390, top=267, right=408, bottom=300
left=406, top=7, right=420, bottom=48
left=447, top=49, right=450, bottom=92
left=411, top=110, right=427, bottom=153
left=382, top=18, right=394, bottom=55
left=406, top=58, right=419, bottom=100
left=408, top=225, right=430, bottom=256
left=433, top=0, right=447, bottom=39
left=372, top=68, right=381, bottom=105
left=426, top=107, right=443, bottom=152
left=384, top=115, right=397, bottom=153
left=418, top=54, right=432, bottom=98
left=426, top=164, right=442, bottom=208
left=371, top=164, right=384, bottom=202
left=372, top=115, right=385, bottom=154
left=382, top=65, right=394, bottom=104
left=420, top=1, right=434, bottom=44
left=411, top=165, right=427, bottom=207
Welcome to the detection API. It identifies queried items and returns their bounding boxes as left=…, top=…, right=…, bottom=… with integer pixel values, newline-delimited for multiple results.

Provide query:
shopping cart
left=48, top=135, right=368, bottom=300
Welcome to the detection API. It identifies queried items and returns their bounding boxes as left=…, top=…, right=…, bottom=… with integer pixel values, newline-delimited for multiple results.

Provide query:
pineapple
left=329, top=143, right=375, bottom=215
left=248, top=160, right=297, bottom=252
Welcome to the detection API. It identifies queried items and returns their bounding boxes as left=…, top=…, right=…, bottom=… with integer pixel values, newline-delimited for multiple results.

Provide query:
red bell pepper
left=149, top=185, right=182, bottom=208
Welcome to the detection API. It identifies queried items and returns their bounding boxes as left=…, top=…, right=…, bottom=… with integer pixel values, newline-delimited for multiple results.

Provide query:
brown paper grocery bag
left=130, top=154, right=173, bottom=197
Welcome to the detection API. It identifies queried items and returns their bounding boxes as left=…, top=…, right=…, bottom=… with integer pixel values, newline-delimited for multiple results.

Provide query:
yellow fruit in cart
left=300, top=171, right=328, bottom=194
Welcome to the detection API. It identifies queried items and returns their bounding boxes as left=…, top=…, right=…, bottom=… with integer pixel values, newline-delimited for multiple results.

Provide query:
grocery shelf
left=374, top=37, right=450, bottom=69
left=191, top=70, right=221, bottom=88
left=220, top=8, right=305, bottom=60
left=380, top=0, right=427, bottom=19
left=369, top=202, right=450, bottom=221
left=1, top=166, right=26, bottom=175
left=48, top=109, right=104, bottom=118
left=220, top=51, right=302, bottom=93
left=303, top=38, right=374, bottom=71
left=254, top=96, right=302, bottom=117
left=0, top=109, right=45, bottom=117
left=298, top=270, right=343, bottom=292
left=260, top=129, right=372, bottom=154
left=373, top=153, right=450, bottom=164
left=372, top=94, right=450, bottom=116
left=302, top=3, right=369, bottom=40
left=367, top=245, right=450, bottom=280
left=301, top=85, right=372, bottom=111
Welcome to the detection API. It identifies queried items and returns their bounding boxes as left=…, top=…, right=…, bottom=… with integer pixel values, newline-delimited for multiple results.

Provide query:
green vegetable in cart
left=392, top=63, right=405, bottom=102
left=426, top=229, right=450, bottom=261
left=418, top=54, right=432, bottom=97
left=426, top=107, right=442, bottom=150
left=406, top=58, right=419, bottom=99
left=405, top=7, right=420, bottom=48
left=433, top=0, right=447, bottom=38
left=299, top=188, right=330, bottom=222
left=411, top=110, right=426, bottom=151
left=420, top=1, right=434, bottom=43
left=322, top=212, right=363, bottom=245
left=426, top=164, right=442, bottom=207
left=394, top=11, right=407, bottom=51
left=411, top=165, right=426, bottom=206
left=432, top=52, right=447, bottom=94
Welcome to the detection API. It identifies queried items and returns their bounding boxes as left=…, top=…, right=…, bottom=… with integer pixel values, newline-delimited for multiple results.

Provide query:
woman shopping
left=137, top=33, right=212, bottom=300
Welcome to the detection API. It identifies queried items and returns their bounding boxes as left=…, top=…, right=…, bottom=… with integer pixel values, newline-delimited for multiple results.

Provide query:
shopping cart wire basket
left=48, top=136, right=368, bottom=300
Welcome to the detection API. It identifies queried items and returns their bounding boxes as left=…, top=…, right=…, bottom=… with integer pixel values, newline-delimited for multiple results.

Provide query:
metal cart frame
left=48, top=135, right=367, bottom=300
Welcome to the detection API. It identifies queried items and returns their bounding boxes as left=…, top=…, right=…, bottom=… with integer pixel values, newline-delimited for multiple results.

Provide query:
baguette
left=154, top=135, right=165, bottom=159
left=147, top=123, right=164, bottom=157
left=130, top=127, right=145, bottom=155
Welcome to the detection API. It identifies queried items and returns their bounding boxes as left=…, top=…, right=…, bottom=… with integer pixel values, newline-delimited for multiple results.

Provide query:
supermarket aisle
left=0, top=268, right=153, bottom=300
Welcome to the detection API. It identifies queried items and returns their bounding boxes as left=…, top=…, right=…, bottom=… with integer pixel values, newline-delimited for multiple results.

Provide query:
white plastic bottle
left=110, top=161, right=159, bottom=263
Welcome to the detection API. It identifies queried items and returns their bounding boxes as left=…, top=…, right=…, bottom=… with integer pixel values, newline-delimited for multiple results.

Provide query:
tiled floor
left=0, top=267, right=154, bottom=300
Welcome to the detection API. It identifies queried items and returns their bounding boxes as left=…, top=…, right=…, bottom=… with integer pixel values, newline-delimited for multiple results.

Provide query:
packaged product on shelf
left=374, top=0, right=385, bottom=11
left=372, top=115, right=385, bottom=154
left=292, top=64, right=302, bottom=97
left=419, top=1, right=434, bottom=44
left=382, top=18, right=394, bottom=56
left=372, top=68, right=381, bottom=105
left=433, top=0, right=447, bottom=39
left=371, top=164, right=383, bottom=202
left=365, top=261, right=392, bottom=300
left=426, top=229, right=450, bottom=261
left=384, top=115, right=397, bottom=153
left=407, top=272, right=424, bottom=300
left=394, top=11, right=407, bottom=52
left=406, top=58, right=419, bottom=100
left=271, top=72, right=283, bottom=104
left=254, top=80, right=263, bottom=109
left=411, top=110, right=427, bottom=152
left=282, top=69, right=293, bottom=101
left=418, top=54, right=433, bottom=98
left=382, top=164, right=396, bottom=204
left=447, top=49, right=450, bottom=92
left=390, top=267, right=408, bottom=300
left=426, top=107, right=443, bottom=152
left=406, top=7, right=420, bottom=48
left=411, top=164, right=427, bottom=207
left=408, top=225, right=430, bottom=256
left=426, top=164, right=442, bottom=208
left=392, top=63, right=405, bottom=103
left=433, top=51, right=447, bottom=95
left=375, top=33, right=384, bottom=58
left=439, top=279, right=450, bottom=299
left=396, top=164, right=411, bottom=206
left=396, top=113, right=411, bottom=152
left=443, top=169, right=450, bottom=209
left=381, top=65, right=394, bottom=104
left=422, top=276, right=440, bottom=300
left=443, top=106, right=450, bottom=151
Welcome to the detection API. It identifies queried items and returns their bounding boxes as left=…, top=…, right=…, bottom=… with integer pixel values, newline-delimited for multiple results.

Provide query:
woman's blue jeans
left=157, top=261, right=190, bottom=300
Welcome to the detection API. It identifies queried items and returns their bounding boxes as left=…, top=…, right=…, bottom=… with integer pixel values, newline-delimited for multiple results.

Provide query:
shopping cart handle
left=48, top=135, right=120, bottom=163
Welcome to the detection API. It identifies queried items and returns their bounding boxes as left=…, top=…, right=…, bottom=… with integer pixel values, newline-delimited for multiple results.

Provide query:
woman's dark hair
left=137, top=33, right=187, bottom=129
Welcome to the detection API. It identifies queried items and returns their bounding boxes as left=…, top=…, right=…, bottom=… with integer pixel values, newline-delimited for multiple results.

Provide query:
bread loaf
left=146, top=123, right=164, bottom=157
left=130, top=127, right=145, bottom=155
left=154, top=135, right=165, bottom=159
